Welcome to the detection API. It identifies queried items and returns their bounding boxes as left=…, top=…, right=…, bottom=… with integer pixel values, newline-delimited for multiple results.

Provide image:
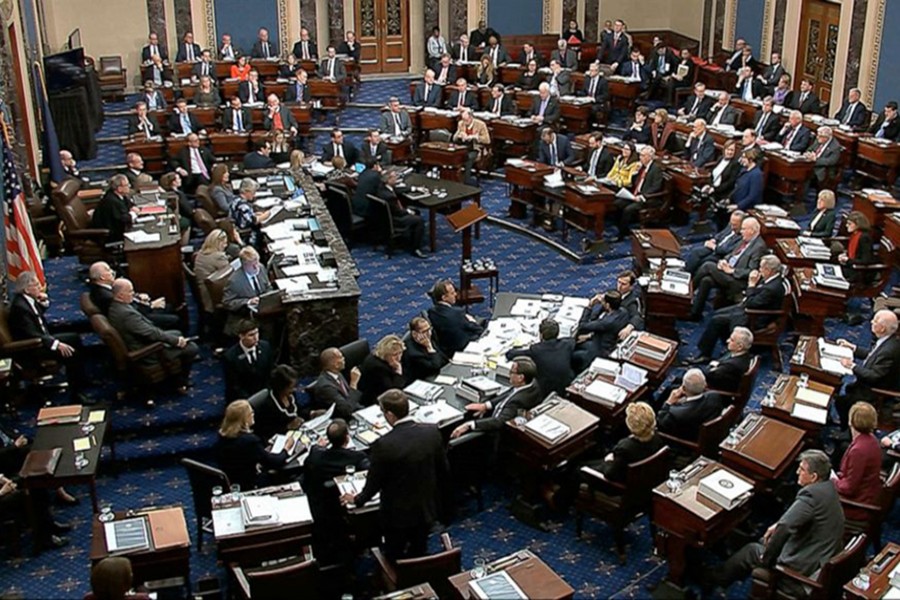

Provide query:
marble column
left=772, top=0, right=787, bottom=55
left=714, top=0, right=726, bottom=52
left=147, top=0, right=168, bottom=49
left=449, top=0, right=467, bottom=41
left=301, top=0, right=318, bottom=42
left=173, top=0, right=193, bottom=42
left=702, top=0, right=714, bottom=55
left=584, top=0, right=599, bottom=42
left=843, top=0, right=867, bottom=93
left=328, top=0, right=345, bottom=47
left=562, top=0, right=577, bottom=29
left=424, top=0, right=440, bottom=34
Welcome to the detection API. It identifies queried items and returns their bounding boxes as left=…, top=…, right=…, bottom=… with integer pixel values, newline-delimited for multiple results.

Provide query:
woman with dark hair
left=85, top=557, right=151, bottom=600
left=251, top=365, right=303, bottom=442
left=215, top=399, right=292, bottom=490
left=230, top=54, right=251, bottom=80
left=209, top=163, right=235, bottom=216
left=562, top=20, right=584, bottom=45
left=836, top=210, right=874, bottom=285
left=604, top=142, right=640, bottom=188
left=833, top=402, right=883, bottom=522
left=622, top=106, right=651, bottom=144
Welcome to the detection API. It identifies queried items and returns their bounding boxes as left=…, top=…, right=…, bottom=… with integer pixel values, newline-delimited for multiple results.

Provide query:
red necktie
left=634, top=167, right=647, bottom=193
left=274, top=110, right=283, bottom=130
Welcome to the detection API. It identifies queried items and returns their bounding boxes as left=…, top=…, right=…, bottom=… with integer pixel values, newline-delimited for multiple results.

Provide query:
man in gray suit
left=310, top=347, right=363, bottom=419
left=108, top=278, right=198, bottom=393
left=709, top=449, right=844, bottom=596
left=803, top=126, right=842, bottom=187
left=450, top=357, right=542, bottom=436
left=689, top=217, right=767, bottom=319
left=379, top=97, right=412, bottom=137
left=320, top=46, right=346, bottom=81
left=223, top=246, right=273, bottom=336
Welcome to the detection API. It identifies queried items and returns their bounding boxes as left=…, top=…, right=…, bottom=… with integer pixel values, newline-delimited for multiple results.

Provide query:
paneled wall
left=488, top=0, right=542, bottom=35
left=873, top=0, right=899, bottom=108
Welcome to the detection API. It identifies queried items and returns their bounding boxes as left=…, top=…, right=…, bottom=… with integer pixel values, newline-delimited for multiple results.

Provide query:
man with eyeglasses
left=401, top=316, right=446, bottom=383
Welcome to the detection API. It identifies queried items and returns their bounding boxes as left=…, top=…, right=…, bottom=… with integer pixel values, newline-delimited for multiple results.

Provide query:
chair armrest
left=66, top=228, right=110, bottom=239
left=440, top=532, right=453, bottom=552
left=448, top=430, right=485, bottom=447
left=871, top=387, right=900, bottom=399
left=744, top=308, right=785, bottom=316
left=839, top=497, right=881, bottom=514
left=1, top=338, right=44, bottom=354
left=371, top=546, right=398, bottom=587
left=773, top=565, right=823, bottom=591
left=658, top=430, right=700, bottom=453
left=127, top=342, right=166, bottom=362
left=579, top=465, right=627, bottom=495
left=228, top=564, right=252, bottom=600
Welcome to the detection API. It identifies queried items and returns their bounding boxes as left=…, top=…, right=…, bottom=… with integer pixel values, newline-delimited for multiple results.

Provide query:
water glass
left=98, top=503, right=114, bottom=523
left=345, top=464, right=356, bottom=479
left=211, top=485, right=223, bottom=507
left=799, top=373, right=809, bottom=388
left=230, top=484, right=241, bottom=502
left=853, top=568, right=870, bottom=590
left=471, top=558, right=487, bottom=579
left=667, top=469, right=680, bottom=492
left=81, top=422, right=95, bottom=435
left=74, top=451, right=88, bottom=470
left=349, top=420, right=359, bottom=434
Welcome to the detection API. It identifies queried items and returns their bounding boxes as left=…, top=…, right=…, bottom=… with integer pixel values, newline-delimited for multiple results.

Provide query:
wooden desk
left=90, top=507, right=190, bottom=588
left=730, top=98, right=760, bottom=130
left=124, top=219, right=185, bottom=313
left=562, top=181, right=616, bottom=237
left=498, top=64, right=527, bottom=85
left=209, top=132, right=251, bottom=159
left=565, top=367, right=648, bottom=427
left=652, top=458, right=753, bottom=587
left=513, top=90, right=538, bottom=114
left=248, top=59, right=280, bottom=79
left=844, top=542, right=900, bottom=599
left=645, top=277, right=693, bottom=340
left=852, top=189, right=900, bottom=233
left=401, top=173, right=481, bottom=252
left=419, top=111, right=460, bottom=144
left=505, top=160, right=555, bottom=219
left=559, top=98, right=593, bottom=134
left=630, top=229, right=682, bottom=271
left=761, top=373, right=834, bottom=436
left=506, top=398, right=600, bottom=472
left=373, top=584, right=437, bottom=600
left=671, top=119, right=739, bottom=149
left=790, top=268, right=848, bottom=336
left=309, top=78, right=344, bottom=108
left=856, top=138, right=900, bottom=186
left=661, top=157, right=710, bottom=215
left=489, top=118, right=539, bottom=159
left=122, top=138, right=166, bottom=176
left=607, top=78, right=640, bottom=111
left=774, top=238, right=827, bottom=270
left=764, top=151, right=814, bottom=205
left=448, top=549, right=575, bottom=600
left=883, top=213, right=900, bottom=266
left=612, top=331, right=678, bottom=384
left=418, top=141, right=469, bottom=182
left=719, top=413, right=805, bottom=487
left=750, top=210, right=801, bottom=245
left=384, top=136, right=413, bottom=164
left=788, top=335, right=845, bottom=387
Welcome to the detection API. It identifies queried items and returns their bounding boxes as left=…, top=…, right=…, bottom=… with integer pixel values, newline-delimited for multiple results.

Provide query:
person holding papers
left=572, top=291, right=630, bottom=371
left=450, top=357, right=541, bottom=437
left=613, top=146, right=664, bottom=241
left=89, top=261, right=179, bottom=330
left=311, top=347, right=364, bottom=419
left=402, top=317, right=447, bottom=384
left=223, top=320, right=274, bottom=403
left=92, top=174, right=138, bottom=243
left=832, top=402, right=883, bottom=521
left=657, top=369, right=723, bottom=440
left=530, top=83, right=561, bottom=126
left=506, top=318, right=574, bottom=396
left=538, top=127, right=576, bottom=167
left=428, top=280, right=485, bottom=356
left=216, top=400, right=292, bottom=491
left=835, top=309, right=900, bottom=428
left=358, top=335, right=407, bottom=406
left=223, top=246, right=272, bottom=336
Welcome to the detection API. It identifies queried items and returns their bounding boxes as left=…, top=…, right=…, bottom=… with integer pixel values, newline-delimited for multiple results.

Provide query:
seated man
left=546, top=59, right=572, bottom=96
left=685, top=210, right=746, bottom=274
left=243, top=140, right=275, bottom=170
left=320, top=45, right=347, bottom=81
left=582, top=132, right=614, bottom=179
left=613, top=146, right=664, bottom=241
left=263, top=94, right=298, bottom=135
left=802, top=126, right=842, bottom=189
left=359, top=129, right=390, bottom=166
left=223, top=246, right=272, bottom=337
left=657, top=369, right=723, bottom=440
left=427, top=279, right=485, bottom=356
left=222, top=319, right=274, bottom=403
left=92, top=173, right=137, bottom=243
left=582, top=62, right=609, bottom=122
left=777, top=110, right=813, bottom=152
left=238, top=70, right=266, bottom=104
left=352, top=159, right=382, bottom=216
left=705, top=91, right=739, bottom=127
left=322, top=128, right=359, bottom=165
left=88, top=261, right=179, bottom=330
left=433, top=53, right=456, bottom=85
left=870, top=100, right=900, bottom=141
left=834, top=87, right=869, bottom=131
left=222, top=95, right=252, bottom=133
left=572, top=290, right=630, bottom=371
left=753, top=96, right=782, bottom=142
left=374, top=170, right=427, bottom=259
left=507, top=318, right=575, bottom=397
left=127, top=101, right=159, bottom=138
left=285, top=69, right=311, bottom=103
left=688, top=216, right=766, bottom=320
left=486, top=84, right=514, bottom=117
left=173, top=133, right=214, bottom=194
left=692, top=255, right=785, bottom=360
left=402, top=317, right=446, bottom=384
left=380, top=97, right=412, bottom=137
left=708, top=450, right=844, bottom=597
left=678, top=82, right=714, bottom=121
left=530, top=83, right=561, bottom=126
left=108, top=278, right=198, bottom=395
left=616, top=270, right=645, bottom=336
left=684, top=119, right=716, bottom=168
left=311, top=347, right=363, bottom=419
left=168, top=97, right=205, bottom=136
left=451, top=357, right=541, bottom=436
left=538, top=127, right=576, bottom=167
left=446, top=77, right=478, bottom=111
left=412, top=70, right=441, bottom=107
left=453, top=108, right=491, bottom=184
left=8, top=272, right=87, bottom=401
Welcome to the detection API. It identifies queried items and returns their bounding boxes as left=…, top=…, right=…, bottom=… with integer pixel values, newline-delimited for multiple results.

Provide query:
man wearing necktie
left=223, top=247, right=274, bottom=337
left=224, top=96, right=249, bottom=133
left=169, top=98, right=206, bottom=136
left=753, top=97, right=779, bottom=141
left=488, top=84, right=508, bottom=116
left=361, top=129, right=388, bottom=166
left=310, top=347, right=364, bottom=419
left=223, top=320, right=274, bottom=402
left=252, top=27, right=272, bottom=59
left=835, top=87, right=868, bottom=129
left=192, top=50, right=214, bottom=80
left=220, top=34, right=236, bottom=60
left=321, top=46, right=346, bottom=81
left=380, top=97, right=411, bottom=137
left=450, top=358, right=542, bottom=437
left=530, top=83, right=558, bottom=125
left=264, top=94, right=298, bottom=135
left=835, top=309, right=900, bottom=428
left=142, top=32, right=168, bottom=64
left=869, top=101, right=900, bottom=140
left=287, top=69, right=310, bottom=103
left=323, top=128, right=359, bottom=165
left=174, top=133, right=213, bottom=194
left=128, top=101, right=158, bottom=138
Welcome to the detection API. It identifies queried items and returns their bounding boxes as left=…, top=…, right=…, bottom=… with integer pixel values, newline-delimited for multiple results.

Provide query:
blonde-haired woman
left=476, top=54, right=495, bottom=87
left=593, top=401, right=664, bottom=482
left=193, top=229, right=231, bottom=312
left=214, top=399, right=293, bottom=491
left=358, top=334, right=407, bottom=405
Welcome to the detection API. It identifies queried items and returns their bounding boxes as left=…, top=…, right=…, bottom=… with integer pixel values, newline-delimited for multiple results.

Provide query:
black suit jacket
left=91, top=190, right=132, bottom=242
left=433, top=63, right=457, bottom=85
left=790, top=92, right=821, bottom=114
left=358, top=354, right=406, bottom=406
left=686, top=134, right=717, bottom=167
left=360, top=141, right=390, bottom=166
left=284, top=81, right=311, bottom=103
left=704, top=352, right=752, bottom=393
left=658, top=392, right=723, bottom=440
left=581, top=75, right=610, bottom=106
left=621, top=290, right=644, bottom=329
left=807, top=208, right=836, bottom=237
left=710, top=159, right=743, bottom=199
left=852, top=336, right=900, bottom=390
left=681, top=94, right=714, bottom=120
left=248, top=390, right=299, bottom=443
left=8, top=294, right=56, bottom=348
left=142, top=45, right=169, bottom=63
left=516, top=71, right=543, bottom=91
left=242, top=151, right=275, bottom=170
left=599, top=433, right=665, bottom=483
left=223, top=340, right=274, bottom=403
left=579, top=307, right=630, bottom=360
left=238, top=81, right=266, bottom=104
left=222, top=106, right=252, bottom=132
left=602, top=34, right=630, bottom=65
left=292, top=40, right=319, bottom=60
left=322, top=141, right=360, bottom=165
left=175, top=43, right=202, bottom=62
left=174, top=146, right=214, bottom=178
left=427, top=303, right=484, bottom=356
left=506, top=338, right=575, bottom=397
left=412, top=83, right=442, bottom=107
left=355, top=421, right=448, bottom=529
left=192, top=60, right=216, bottom=79
left=530, top=96, right=561, bottom=124
left=215, top=432, right=287, bottom=492
left=168, top=111, right=203, bottom=135
left=304, top=445, right=369, bottom=498
left=402, top=340, right=446, bottom=384
left=869, top=114, right=900, bottom=141
left=538, top=134, right=576, bottom=166
left=473, top=383, right=543, bottom=432
left=518, top=50, right=544, bottom=67
left=484, top=94, right=515, bottom=116
left=834, top=102, right=869, bottom=130
left=634, top=162, right=664, bottom=197
left=779, top=124, right=813, bottom=152
left=337, top=40, right=361, bottom=61
left=250, top=40, right=276, bottom=59
left=353, top=168, right=381, bottom=216
left=310, top=371, right=363, bottom=419
left=583, top=146, right=614, bottom=178
left=127, top=115, right=159, bottom=137
left=446, top=89, right=478, bottom=111
left=752, top=110, right=782, bottom=141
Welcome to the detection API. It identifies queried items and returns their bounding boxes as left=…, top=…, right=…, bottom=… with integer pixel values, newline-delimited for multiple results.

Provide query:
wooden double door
left=355, top=0, right=410, bottom=74
left=797, top=0, right=841, bottom=106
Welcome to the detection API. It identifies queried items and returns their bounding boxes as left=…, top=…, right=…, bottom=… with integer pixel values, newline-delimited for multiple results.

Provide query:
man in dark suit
left=685, top=209, right=747, bottom=274
left=834, top=88, right=869, bottom=130
left=433, top=53, right=457, bottom=85
left=88, top=260, right=179, bottom=329
left=219, top=34, right=239, bottom=61
left=734, top=66, right=764, bottom=102
left=446, top=78, right=478, bottom=111
left=352, top=160, right=382, bottom=216
left=657, top=369, right=723, bottom=440
left=402, top=316, right=447, bottom=383
left=320, top=46, right=347, bottom=81
left=222, top=96, right=252, bottom=132
left=127, top=101, right=159, bottom=138
left=108, top=278, right=198, bottom=393
left=222, top=320, right=274, bottom=403
left=238, top=70, right=266, bottom=104
left=538, top=128, right=576, bottom=167
left=92, top=174, right=136, bottom=243
left=582, top=62, right=609, bottom=122
left=374, top=171, right=427, bottom=258
left=359, top=129, right=390, bottom=166
left=678, top=82, right=715, bottom=121
left=616, top=270, right=645, bottom=333
left=141, top=80, right=167, bottom=111
left=752, top=96, right=782, bottom=141
left=870, top=101, right=900, bottom=141
left=191, top=49, right=216, bottom=80
left=582, top=132, right=614, bottom=179
left=684, top=119, right=717, bottom=167
left=689, top=216, right=767, bottom=319
left=305, top=420, right=369, bottom=536
left=285, top=69, right=311, bottom=103
left=530, top=83, right=561, bottom=126
left=614, top=146, right=665, bottom=240
left=451, top=357, right=542, bottom=436
left=507, top=320, right=574, bottom=396
left=693, top=255, right=785, bottom=359
left=168, top=98, right=205, bottom=136
left=173, top=133, right=214, bottom=194
left=602, top=19, right=630, bottom=68
left=835, top=309, right=900, bottom=427
left=427, top=279, right=485, bottom=356
left=380, top=97, right=413, bottom=137
left=549, top=40, right=577, bottom=70
left=310, top=347, right=363, bottom=419
left=119, top=152, right=148, bottom=188
left=412, top=70, right=442, bottom=107
left=778, top=110, right=813, bottom=152
left=648, top=44, right=678, bottom=99
left=705, top=92, right=739, bottom=127
left=804, top=126, right=842, bottom=187
left=484, top=36, right=510, bottom=67
left=518, top=42, right=543, bottom=67
left=696, top=327, right=754, bottom=393
left=572, top=291, right=631, bottom=370
left=250, top=27, right=275, bottom=59
left=175, top=32, right=201, bottom=62
left=292, top=28, right=318, bottom=60
left=790, top=79, right=820, bottom=114
left=617, top=49, right=648, bottom=89
left=343, top=390, right=449, bottom=560
left=485, top=84, right=514, bottom=116
left=321, top=128, right=359, bottom=165
left=547, top=60, right=572, bottom=96
left=756, top=52, right=785, bottom=94
left=222, top=246, right=273, bottom=337
left=727, top=44, right=758, bottom=73
left=141, top=32, right=168, bottom=64
left=242, top=140, right=275, bottom=170
left=263, top=94, right=298, bottom=135
left=8, top=272, right=87, bottom=400
left=451, top=34, right=475, bottom=63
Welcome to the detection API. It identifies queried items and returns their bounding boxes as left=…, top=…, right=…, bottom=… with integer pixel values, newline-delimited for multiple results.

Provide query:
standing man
left=222, top=319, right=274, bottom=403
left=341, top=389, right=449, bottom=560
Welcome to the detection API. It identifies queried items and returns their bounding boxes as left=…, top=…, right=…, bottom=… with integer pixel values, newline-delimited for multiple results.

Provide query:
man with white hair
left=614, top=146, right=664, bottom=240
left=550, top=39, right=577, bottom=70
left=412, top=69, right=441, bottom=107
left=705, top=91, right=738, bottom=127
left=530, top=82, right=560, bottom=125
left=835, top=309, right=900, bottom=427
left=684, top=118, right=715, bottom=167
left=657, top=368, right=723, bottom=440
left=60, top=149, right=79, bottom=178
left=88, top=261, right=179, bottom=329
left=834, top=87, right=869, bottom=130
left=803, top=125, right=842, bottom=187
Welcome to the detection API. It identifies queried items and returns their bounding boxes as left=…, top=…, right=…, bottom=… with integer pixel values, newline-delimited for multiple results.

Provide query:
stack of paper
left=525, top=413, right=571, bottom=443
left=510, top=299, right=542, bottom=318
left=404, top=380, right=445, bottom=403
left=589, top=357, right=620, bottom=378
left=583, top=379, right=627, bottom=406
left=698, top=469, right=753, bottom=509
left=123, top=230, right=161, bottom=244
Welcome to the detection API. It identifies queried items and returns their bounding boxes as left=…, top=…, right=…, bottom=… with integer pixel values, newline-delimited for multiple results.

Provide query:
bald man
left=835, top=309, right=900, bottom=428
left=88, top=261, right=179, bottom=329
left=310, top=347, right=363, bottom=419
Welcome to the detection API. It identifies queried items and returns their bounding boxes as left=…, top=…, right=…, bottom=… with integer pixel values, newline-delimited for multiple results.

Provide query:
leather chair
left=0, top=305, right=61, bottom=387
left=98, top=56, right=127, bottom=101
left=746, top=277, right=793, bottom=370
left=203, top=266, right=234, bottom=345
left=230, top=554, right=320, bottom=600
left=749, top=533, right=867, bottom=600
left=180, top=458, right=231, bottom=552
left=324, top=181, right=365, bottom=245
left=366, top=194, right=406, bottom=256
left=659, top=404, right=740, bottom=465
left=196, top=184, right=228, bottom=219
left=428, top=129, right=452, bottom=143
left=193, top=207, right=219, bottom=235
left=574, top=446, right=671, bottom=564
left=337, top=338, right=369, bottom=381
left=52, top=181, right=112, bottom=264
left=79, top=292, right=102, bottom=318
left=840, top=462, right=900, bottom=550
left=637, top=174, right=674, bottom=227
left=371, top=533, right=461, bottom=599
left=710, top=355, right=760, bottom=412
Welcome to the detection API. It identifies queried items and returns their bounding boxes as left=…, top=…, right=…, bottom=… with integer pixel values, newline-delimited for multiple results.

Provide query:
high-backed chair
left=366, top=194, right=406, bottom=256
left=574, top=446, right=671, bottom=564
left=230, top=554, right=320, bottom=600
left=427, top=129, right=452, bottom=143
left=337, top=338, right=369, bottom=380
left=658, top=404, right=740, bottom=465
left=637, top=174, right=674, bottom=227
left=79, top=292, right=102, bottom=319
left=97, top=56, right=127, bottom=100
left=181, top=458, right=231, bottom=552
left=710, top=355, right=760, bottom=413
left=324, top=181, right=365, bottom=244
left=746, top=277, right=793, bottom=371
left=52, top=179, right=112, bottom=264
left=749, top=533, right=867, bottom=599
left=840, top=462, right=900, bottom=550
left=196, top=184, right=227, bottom=219
left=371, top=533, right=461, bottom=599
left=0, top=305, right=61, bottom=387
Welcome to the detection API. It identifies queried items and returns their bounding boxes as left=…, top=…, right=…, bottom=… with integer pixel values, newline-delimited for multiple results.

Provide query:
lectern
left=447, top=203, right=493, bottom=306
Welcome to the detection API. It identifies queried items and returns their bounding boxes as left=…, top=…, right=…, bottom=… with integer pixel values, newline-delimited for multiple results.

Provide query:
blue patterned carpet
left=4, top=78, right=899, bottom=599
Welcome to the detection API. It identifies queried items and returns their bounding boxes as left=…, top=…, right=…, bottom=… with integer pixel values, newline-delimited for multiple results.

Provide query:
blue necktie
left=181, top=114, right=192, bottom=133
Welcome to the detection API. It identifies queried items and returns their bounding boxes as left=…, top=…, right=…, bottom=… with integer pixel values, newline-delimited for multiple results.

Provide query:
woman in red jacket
left=833, top=401, right=883, bottom=522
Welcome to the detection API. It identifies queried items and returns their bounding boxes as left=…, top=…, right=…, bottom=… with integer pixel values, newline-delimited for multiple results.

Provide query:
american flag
left=2, top=134, right=44, bottom=286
